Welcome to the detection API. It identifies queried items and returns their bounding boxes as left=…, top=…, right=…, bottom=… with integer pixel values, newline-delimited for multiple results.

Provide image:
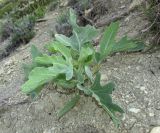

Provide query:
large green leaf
left=21, top=67, right=57, bottom=93
left=36, top=54, right=73, bottom=80
left=99, top=22, right=119, bottom=60
left=58, top=94, right=80, bottom=118
left=89, top=73, right=124, bottom=127
left=22, top=56, right=73, bottom=94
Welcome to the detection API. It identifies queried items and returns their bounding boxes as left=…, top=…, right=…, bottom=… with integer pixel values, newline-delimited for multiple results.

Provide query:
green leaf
left=55, top=34, right=72, bottom=47
left=56, top=80, right=76, bottom=89
left=35, top=55, right=55, bottom=65
left=107, top=103, right=124, bottom=113
left=54, top=75, right=77, bottom=89
left=85, top=66, right=93, bottom=83
left=101, top=82, right=115, bottom=94
left=69, top=8, right=77, bottom=27
left=29, top=85, right=44, bottom=99
left=31, top=45, right=42, bottom=60
left=89, top=73, right=123, bottom=126
left=92, top=80, right=115, bottom=95
left=55, top=9, right=98, bottom=51
left=111, top=36, right=144, bottom=53
left=22, top=45, right=43, bottom=80
left=77, top=84, right=92, bottom=95
left=49, top=41, right=72, bottom=60
left=73, top=25, right=99, bottom=46
left=51, top=56, right=73, bottom=80
left=22, top=63, right=36, bottom=80
left=21, top=67, right=57, bottom=94
left=36, top=55, right=73, bottom=80
left=95, top=52, right=101, bottom=63
left=127, top=40, right=145, bottom=52
left=78, top=46, right=94, bottom=64
left=58, top=94, right=80, bottom=118
left=75, top=66, right=85, bottom=84
left=99, top=22, right=119, bottom=60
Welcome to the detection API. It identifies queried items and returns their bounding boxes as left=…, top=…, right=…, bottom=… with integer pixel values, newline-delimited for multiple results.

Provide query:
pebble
left=140, top=86, right=146, bottom=91
left=149, top=113, right=155, bottom=117
left=128, top=108, right=141, bottom=113
left=7, top=69, right=13, bottom=75
left=150, top=127, right=160, bottom=133
left=4, top=60, right=14, bottom=66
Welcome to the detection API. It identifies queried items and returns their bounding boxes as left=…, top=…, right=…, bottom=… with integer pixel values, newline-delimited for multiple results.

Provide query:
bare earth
left=0, top=0, right=160, bottom=133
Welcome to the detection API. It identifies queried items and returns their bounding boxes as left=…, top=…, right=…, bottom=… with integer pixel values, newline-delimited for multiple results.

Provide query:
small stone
left=22, top=54, right=29, bottom=60
left=120, top=5, right=126, bottom=9
left=128, top=108, right=141, bottom=113
left=7, top=69, right=13, bottom=75
left=140, top=86, right=146, bottom=91
left=150, top=127, right=160, bottom=133
left=149, top=113, right=155, bottom=117
left=4, top=60, right=14, bottom=66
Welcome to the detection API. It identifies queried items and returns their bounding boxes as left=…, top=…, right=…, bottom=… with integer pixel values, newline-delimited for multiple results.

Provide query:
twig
left=36, top=19, right=48, bottom=23
left=141, top=14, right=159, bottom=33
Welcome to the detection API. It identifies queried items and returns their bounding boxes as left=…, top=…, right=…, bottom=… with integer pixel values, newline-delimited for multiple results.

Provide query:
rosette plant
left=22, top=9, right=144, bottom=127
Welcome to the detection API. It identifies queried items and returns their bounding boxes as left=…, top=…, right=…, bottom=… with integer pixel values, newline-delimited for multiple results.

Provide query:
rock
left=150, top=127, right=160, bottom=133
left=128, top=108, right=141, bottom=113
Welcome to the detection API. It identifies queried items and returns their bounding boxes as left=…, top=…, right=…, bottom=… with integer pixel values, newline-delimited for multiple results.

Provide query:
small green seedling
left=22, top=9, right=144, bottom=127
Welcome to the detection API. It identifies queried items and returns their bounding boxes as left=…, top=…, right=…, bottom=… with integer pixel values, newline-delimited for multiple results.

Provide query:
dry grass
left=147, top=0, right=160, bottom=47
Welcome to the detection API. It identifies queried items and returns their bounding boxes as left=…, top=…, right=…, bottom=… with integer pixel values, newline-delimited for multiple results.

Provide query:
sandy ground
left=0, top=0, right=160, bottom=133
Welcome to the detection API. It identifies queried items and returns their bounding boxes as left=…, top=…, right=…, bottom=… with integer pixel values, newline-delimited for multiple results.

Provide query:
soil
left=0, top=0, right=160, bottom=133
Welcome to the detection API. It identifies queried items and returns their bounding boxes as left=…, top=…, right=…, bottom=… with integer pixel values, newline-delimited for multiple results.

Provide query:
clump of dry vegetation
left=0, top=0, right=59, bottom=60
left=54, top=0, right=110, bottom=37
left=147, top=0, right=160, bottom=48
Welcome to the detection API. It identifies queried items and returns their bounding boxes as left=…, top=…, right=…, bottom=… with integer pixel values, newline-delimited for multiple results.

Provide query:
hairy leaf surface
left=21, top=67, right=57, bottom=93
left=99, top=22, right=119, bottom=60
left=111, top=36, right=144, bottom=53
left=90, top=73, right=124, bottom=126
left=55, top=25, right=98, bottom=51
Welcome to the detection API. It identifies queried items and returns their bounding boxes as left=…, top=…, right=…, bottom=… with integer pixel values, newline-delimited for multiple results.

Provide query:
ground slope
left=0, top=0, right=160, bottom=133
